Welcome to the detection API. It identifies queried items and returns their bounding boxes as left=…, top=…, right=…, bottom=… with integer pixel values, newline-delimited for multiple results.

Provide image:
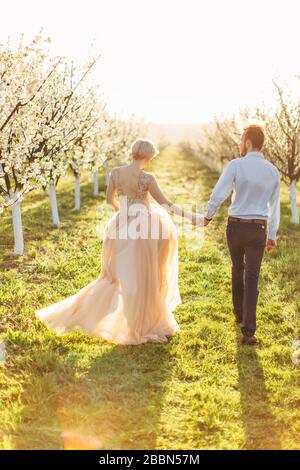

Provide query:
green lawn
left=0, top=146, right=300, bottom=450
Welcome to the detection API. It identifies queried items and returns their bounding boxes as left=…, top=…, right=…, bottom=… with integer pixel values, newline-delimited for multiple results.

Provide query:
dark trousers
left=226, top=219, right=267, bottom=337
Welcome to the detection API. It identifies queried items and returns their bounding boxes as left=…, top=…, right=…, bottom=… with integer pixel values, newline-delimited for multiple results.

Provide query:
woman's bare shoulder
left=111, top=165, right=128, bottom=177
left=141, top=170, right=156, bottom=182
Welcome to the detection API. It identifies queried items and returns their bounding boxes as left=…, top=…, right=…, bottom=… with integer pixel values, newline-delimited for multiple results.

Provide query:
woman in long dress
left=35, top=139, right=201, bottom=345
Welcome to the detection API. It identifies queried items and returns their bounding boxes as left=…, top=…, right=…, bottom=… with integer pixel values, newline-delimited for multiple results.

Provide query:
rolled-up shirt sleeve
left=205, top=160, right=236, bottom=219
left=268, top=172, right=281, bottom=240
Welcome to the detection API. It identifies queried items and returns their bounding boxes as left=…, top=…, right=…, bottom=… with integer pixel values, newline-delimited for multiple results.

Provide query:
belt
left=228, top=216, right=266, bottom=224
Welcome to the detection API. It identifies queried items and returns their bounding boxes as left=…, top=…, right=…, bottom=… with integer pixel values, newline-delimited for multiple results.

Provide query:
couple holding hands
left=36, top=125, right=280, bottom=347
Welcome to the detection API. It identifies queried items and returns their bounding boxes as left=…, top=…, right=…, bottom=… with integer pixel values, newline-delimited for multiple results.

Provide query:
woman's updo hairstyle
left=130, top=138, right=159, bottom=161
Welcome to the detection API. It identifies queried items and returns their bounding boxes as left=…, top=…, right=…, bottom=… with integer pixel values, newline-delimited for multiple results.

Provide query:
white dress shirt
left=205, top=152, right=281, bottom=240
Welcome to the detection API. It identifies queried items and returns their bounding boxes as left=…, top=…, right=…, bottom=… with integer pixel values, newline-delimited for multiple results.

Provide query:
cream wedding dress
left=35, top=168, right=181, bottom=345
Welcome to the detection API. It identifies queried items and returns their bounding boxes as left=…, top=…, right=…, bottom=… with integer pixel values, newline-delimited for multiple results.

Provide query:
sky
left=2, top=0, right=300, bottom=123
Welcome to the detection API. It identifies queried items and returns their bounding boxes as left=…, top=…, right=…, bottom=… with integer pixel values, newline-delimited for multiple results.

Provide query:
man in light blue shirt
left=204, top=125, right=280, bottom=345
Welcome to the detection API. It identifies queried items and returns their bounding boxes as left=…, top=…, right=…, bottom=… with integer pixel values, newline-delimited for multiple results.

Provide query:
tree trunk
left=74, top=174, right=80, bottom=211
left=93, top=171, right=99, bottom=197
left=49, top=183, right=60, bottom=226
left=290, top=180, right=299, bottom=224
left=10, top=190, right=24, bottom=256
left=105, top=161, right=110, bottom=186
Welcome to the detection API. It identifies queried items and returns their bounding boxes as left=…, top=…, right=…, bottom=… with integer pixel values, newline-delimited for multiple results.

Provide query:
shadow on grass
left=235, top=328, right=281, bottom=450
left=7, top=336, right=172, bottom=450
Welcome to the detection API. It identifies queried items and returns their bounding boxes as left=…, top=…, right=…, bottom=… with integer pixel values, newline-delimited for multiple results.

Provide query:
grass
left=0, top=146, right=300, bottom=450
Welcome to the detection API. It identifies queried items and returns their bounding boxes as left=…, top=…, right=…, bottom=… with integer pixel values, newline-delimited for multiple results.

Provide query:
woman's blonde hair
left=130, top=138, right=159, bottom=160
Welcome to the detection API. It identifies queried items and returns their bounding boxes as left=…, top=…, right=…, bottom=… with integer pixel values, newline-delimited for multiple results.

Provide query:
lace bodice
left=111, top=167, right=153, bottom=207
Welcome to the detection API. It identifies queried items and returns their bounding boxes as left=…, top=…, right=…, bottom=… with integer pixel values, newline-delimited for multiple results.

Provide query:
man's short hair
left=244, top=125, right=265, bottom=150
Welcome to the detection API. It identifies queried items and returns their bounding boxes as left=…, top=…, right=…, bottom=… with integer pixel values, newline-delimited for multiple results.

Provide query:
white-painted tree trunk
left=290, top=180, right=299, bottom=224
left=93, top=171, right=99, bottom=197
left=9, top=190, right=24, bottom=256
left=49, top=183, right=60, bottom=226
left=105, top=161, right=110, bottom=186
left=74, top=174, right=80, bottom=211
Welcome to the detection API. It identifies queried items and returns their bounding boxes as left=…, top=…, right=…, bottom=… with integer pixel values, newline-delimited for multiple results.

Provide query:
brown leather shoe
left=241, top=336, right=258, bottom=346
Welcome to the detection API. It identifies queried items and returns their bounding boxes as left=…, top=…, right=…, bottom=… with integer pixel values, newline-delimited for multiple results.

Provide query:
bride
left=35, top=139, right=202, bottom=345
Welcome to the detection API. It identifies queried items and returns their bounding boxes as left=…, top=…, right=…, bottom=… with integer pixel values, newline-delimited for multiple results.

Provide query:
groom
left=204, top=125, right=280, bottom=345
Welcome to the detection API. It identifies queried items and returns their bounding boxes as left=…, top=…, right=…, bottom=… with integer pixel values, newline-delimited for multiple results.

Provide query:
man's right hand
left=266, top=239, right=276, bottom=251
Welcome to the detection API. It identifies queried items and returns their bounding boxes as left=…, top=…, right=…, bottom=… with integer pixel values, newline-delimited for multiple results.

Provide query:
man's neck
left=247, top=148, right=261, bottom=154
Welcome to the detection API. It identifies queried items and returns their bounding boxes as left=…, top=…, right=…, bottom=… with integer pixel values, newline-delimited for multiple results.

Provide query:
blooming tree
left=257, top=82, right=300, bottom=223
left=199, top=116, right=240, bottom=172
left=0, top=35, right=63, bottom=253
left=0, top=34, right=144, bottom=255
left=0, top=35, right=105, bottom=252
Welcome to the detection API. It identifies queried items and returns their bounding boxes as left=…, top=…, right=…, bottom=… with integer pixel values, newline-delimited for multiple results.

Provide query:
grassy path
left=0, top=146, right=300, bottom=449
